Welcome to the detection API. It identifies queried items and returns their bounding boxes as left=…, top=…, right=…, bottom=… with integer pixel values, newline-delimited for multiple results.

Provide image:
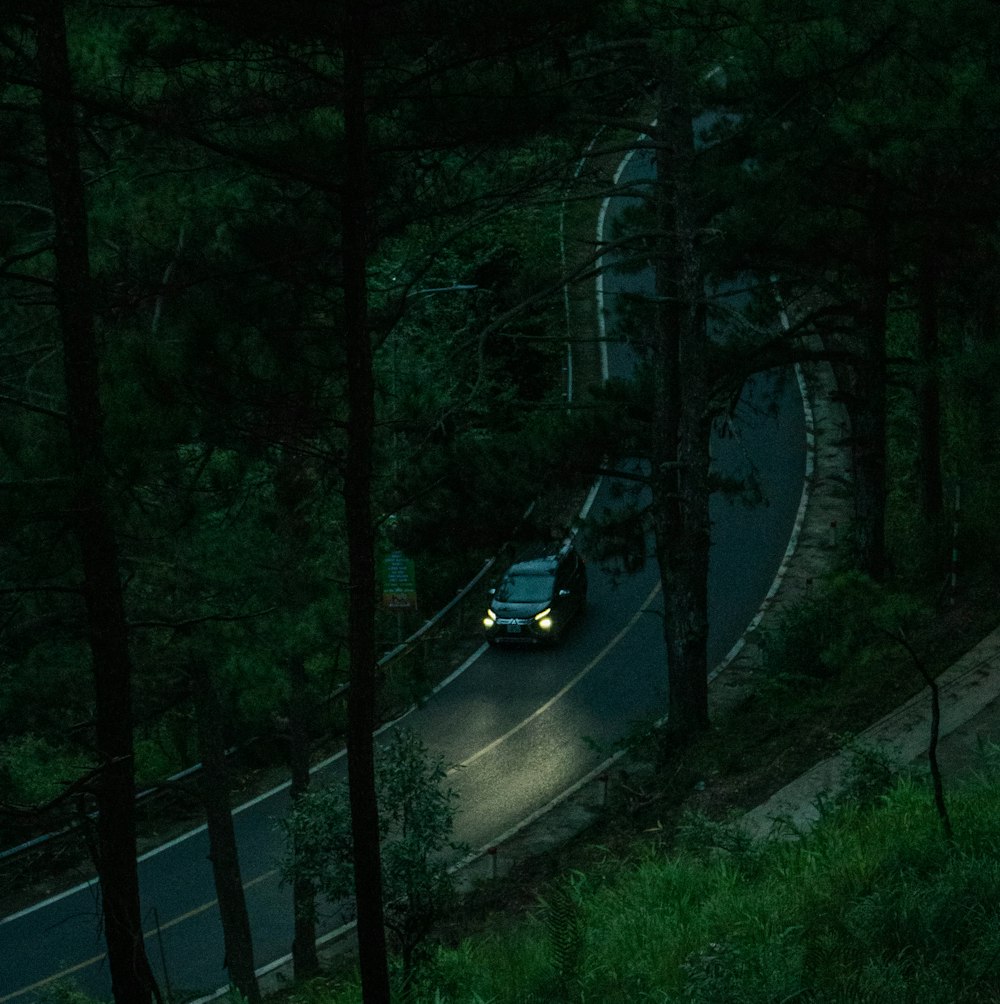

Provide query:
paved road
left=0, top=149, right=807, bottom=1004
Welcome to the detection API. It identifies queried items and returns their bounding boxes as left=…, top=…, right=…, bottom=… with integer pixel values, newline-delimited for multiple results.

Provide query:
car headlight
left=534, top=608, right=553, bottom=630
left=483, top=609, right=497, bottom=628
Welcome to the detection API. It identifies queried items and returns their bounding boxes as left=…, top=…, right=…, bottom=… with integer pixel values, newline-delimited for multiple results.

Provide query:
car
left=482, top=543, right=587, bottom=645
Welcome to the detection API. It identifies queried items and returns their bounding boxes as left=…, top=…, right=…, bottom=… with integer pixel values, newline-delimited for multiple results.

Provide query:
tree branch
left=128, top=607, right=278, bottom=630
left=0, top=392, right=66, bottom=421
left=0, top=759, right=122, bottom=818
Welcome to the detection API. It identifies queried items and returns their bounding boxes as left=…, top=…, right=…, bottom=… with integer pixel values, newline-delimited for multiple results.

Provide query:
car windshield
left=495, top=571, right=554, bottom=604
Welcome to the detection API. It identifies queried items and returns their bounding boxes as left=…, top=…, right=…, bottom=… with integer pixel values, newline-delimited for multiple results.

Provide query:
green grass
left=292, top=764, right=1000, bottom=1003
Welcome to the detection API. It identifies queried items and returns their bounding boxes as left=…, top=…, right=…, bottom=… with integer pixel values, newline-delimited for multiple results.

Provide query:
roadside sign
left=382, top=550, right=417, bottom=610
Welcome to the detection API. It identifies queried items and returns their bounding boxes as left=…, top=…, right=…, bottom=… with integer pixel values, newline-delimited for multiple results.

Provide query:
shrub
left=280, top=728, right=466, bottom=995
left=835, top=738, right=900, bottom=809
left=0, top=734, right=92, bottom=806
left=757, top=572, right=922, bottom=688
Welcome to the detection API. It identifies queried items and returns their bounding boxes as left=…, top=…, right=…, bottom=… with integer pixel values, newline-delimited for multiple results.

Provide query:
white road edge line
left=451, top=580, right=662, bottom=774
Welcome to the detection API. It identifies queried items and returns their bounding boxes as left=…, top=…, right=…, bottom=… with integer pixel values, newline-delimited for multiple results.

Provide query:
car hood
left=490, top=600, right=549, bottom=619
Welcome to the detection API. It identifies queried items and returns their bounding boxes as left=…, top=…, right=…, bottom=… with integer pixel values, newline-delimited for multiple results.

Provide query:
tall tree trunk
left=286, top=656, right=320, bottom=979
left=850, top=182, right=891, bottom=581
left=650, top=74, right=711, bottom=742
left=342, top=1, right=391, bottom=999
left=916, top=241, right=944, bottom=524
left=190, top=663, right=261, bottom=1004
left=36, top=5, right=158, bottom=1002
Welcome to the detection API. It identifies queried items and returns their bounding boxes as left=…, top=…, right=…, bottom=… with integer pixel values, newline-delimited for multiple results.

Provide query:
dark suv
left=483, top=544, right=587, bottom=645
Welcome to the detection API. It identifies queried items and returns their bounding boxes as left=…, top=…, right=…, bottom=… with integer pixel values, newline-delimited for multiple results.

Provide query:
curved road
left=0, top=149, right=806, bottom=1003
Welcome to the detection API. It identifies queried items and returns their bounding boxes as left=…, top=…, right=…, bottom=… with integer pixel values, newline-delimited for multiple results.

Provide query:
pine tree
left=34, top=2, right=159, bottom=1000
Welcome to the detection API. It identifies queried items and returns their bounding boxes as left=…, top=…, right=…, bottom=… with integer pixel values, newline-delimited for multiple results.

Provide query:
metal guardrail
left=378, top=557, right=496, bottom=668
left=0, top=556, right=502, bottom=864
left=374, top=556, right=499, bottom=713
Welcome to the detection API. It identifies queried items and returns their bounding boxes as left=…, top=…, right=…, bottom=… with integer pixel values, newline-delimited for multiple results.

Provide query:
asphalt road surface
left=0, top=147, right=806, bottom=1004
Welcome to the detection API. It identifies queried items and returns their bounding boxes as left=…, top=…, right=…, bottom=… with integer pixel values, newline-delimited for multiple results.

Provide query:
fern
left=542, top=871, right=588, bottom=1000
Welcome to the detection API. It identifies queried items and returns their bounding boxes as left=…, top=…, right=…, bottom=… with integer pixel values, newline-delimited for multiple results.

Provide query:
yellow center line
left=453, top=580, right=662, bottom=772
left=1, top=953, right=106, bottom=1004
